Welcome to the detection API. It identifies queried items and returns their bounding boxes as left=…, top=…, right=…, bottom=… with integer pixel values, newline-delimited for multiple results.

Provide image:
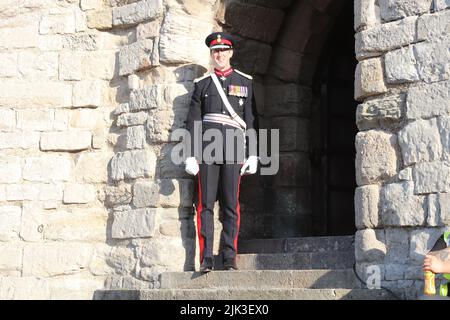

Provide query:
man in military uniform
left=184, top=32, right=258, bottom=273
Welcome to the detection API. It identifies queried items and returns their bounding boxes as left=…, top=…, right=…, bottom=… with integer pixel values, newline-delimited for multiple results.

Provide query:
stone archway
left=218, top=0, right=356, bottom=239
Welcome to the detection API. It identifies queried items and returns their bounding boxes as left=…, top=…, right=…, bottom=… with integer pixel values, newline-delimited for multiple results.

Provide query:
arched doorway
left=222, top=0, right=356, bottom=240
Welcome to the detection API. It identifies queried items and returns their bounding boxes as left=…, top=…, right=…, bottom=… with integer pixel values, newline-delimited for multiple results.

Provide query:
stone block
left=159, top=143, right=191, bottom=179
left=81, top=0, right=103, bottom=10
left=137, top=19, right=161, bottom=40
left=385, top=228, right=410, bottom=264
left=112, top=0, right=163, bottom=27
left=6, top=183, right=63, bottom=201
left=126, top=125, right=146, bottom=149
left=70, top=108, right=103, bottom=129
left=414, top=39, right=450, bottom=83
left=0, top=81, right=72, bottom=108
left=434, top=0, right=450, bottom=11
left=63, top=183, right=97, bottom=204
left=410, top=228, right=446, bottom=263
left=0, top=132, right=40, bottom=150
left=378, top=0, right=432, bottom=22
left=87, top=9, right=113, bottom=30
left=138, top=237, right=188, bottom=268
left=355, top=16, right=416, bottom=58
left=354, top=0, right=380, bottom=31
left=20, top=202, right=44, bottom=242
left=54, top=109, right=70, bottom=130
left=73, top=80, right=104, bottom=107
left=270, top=117, right=309, bottom=152
left=355, top=185, right=380, bottom=229
left=0, top=245, right=22, bottom=274
left=0, top=277, right=50, bottom=300
left=112, top=208, right=156, bottom=239
left=40, top=131, right=92, bottom=151
left=105, top=246, right=137, bottom=275
left=75, top=151, right=112, bottom=183
left=398, top=118, right=442, bottom=166
left=59, top=51, right=82, bottom=80
left=355, top=57, right=387, bottom=101
left=39, top=12, right=76, bottom=35
left=356, top=94, right=403, bottom=130
left=132, top=180, right=159, bottom=208
left=0, top=53, right=17, bottom=77
left=380, top=182, right=426, bottom=226
left=159, top=179, right=194, bottom=208
left=159, top=9, right=212, bottom=64
left=406, top=80, right=450, bottom=119
left=22, top=243, right=93, bottom=277
left=119, top=39, right=158, bottom=76
left=0, top=108, right=15, bottom=132
left=417, top=10, right=450, bottom=41
left=43, top=209, right=107, bottom=242
left=105, top=183, right=132, bottom=207
left=0, top=26, right=39, bottom=50
left=23, top=155, right=72, bottom=182
left=385, top=264, right=406, bottom=281
left=117, top=111, right=148, bottom=127
left=272, top=152, right=310, bottom=187
left=17, top=49, right=58, bottom=80
left=438, top=192, right=450, bottom=224
left=355, top=229, right=387, bottom=263
left=82, top=50, right=116, bottom=80
left=110, top=149, right=156, bottom=181
left=413, top=161, right=450, bottom=194
left=384, top=46, right=420, bottom=84
left=0, top=205, right=21, bottom=241
left=355, top=130, right=399, bottom=186
left=233, top=38, right=272, bottom=75
left=225, top=2, right=284, bottom=43
left=17, top=109, right=54, bottom=131
left=0, top=156, right=22, bottom=183
left=39, top=34, right=63, bottom=51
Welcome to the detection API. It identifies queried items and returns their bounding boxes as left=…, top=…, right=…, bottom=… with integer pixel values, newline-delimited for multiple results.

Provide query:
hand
left=240, top=156, right=258, bottom=175
left=423, top=254, right=446, bottom=273
left=185, top=157, right=199, bottom=176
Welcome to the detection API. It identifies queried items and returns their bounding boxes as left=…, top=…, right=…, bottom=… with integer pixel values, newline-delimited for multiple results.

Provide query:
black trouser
left=195, top=162, right=242, bottom=263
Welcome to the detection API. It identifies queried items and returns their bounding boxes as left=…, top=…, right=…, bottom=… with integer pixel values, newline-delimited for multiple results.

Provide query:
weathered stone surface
left=355, top=130, right=399, bottom=186
left=417, top=10, right=450, bottom=41
left=22, top=243, right=93, bottom=277
left=137, top=19, right=160, bottom=40
left=0, top=132, right=40, bottom=150
left=6, top=183, right=63, bottom=201
left=0, top=245, right=22, bottom=274
left=398, top=167, right=413, bottom=181
left=138, top=237, right=188, bottom=268
left=410, top=228, right=446, bottom=263
left=117, top=111, right=148, bottom=127
left=159, top=9, right=212, bottom=64
left=23, top=155, right=72, bottom=182
left=356, top=94, right=403, bottom=130
left=75, top=151, right=112, bottom=183
left=87, top=9, right=113, bottom=30
left=378, top=0, right=432, bottom=22
left=270, top=117, right=309, bottom=152
left=0, top=156, right=22, bottom=183
left=413, top=161, right=450, bottom=194
left=385, top=228, right=410, bottom=264
left=441, top=117, right=450, bottom=161
left=110, top=149, right=156, bottom=181
left=44, top=209, right=107, bottom=241
left=0, top=53, right=17, bottom=77
left=355, top=58, right=388, bottom=101
left=225, top=2, right=284, bottom=43
left=434, top=0, right=450, bottom=11
left=119, top=39, right=158, bottom=76
left=18, top=51, right=58, bottom=79
left=397, top=118, right=442, bottom=166
left=355, top=229, right=387, bottom=263
left=105, top=183, right=132, bottom=207
left=384, top=46, right=420, bottom=84
left=355, top=185, right=380, bottom=229
left=20, top=202, right=43, bottom=242
left=427, top=193, right=441, bottom=226
left=159, top=179, right=194, bottom=208
left=105, top=246, right=137, bottom=275
left=273, top=152, right=310, bottom=187
left=354, top=0, right=380, bottom=31
left=40, top=131, right=92, bottom=151
left=355, top=17, right=416, bottom=58
left=0, top=277, right=50, bottom=300
left=39, top=12, right=77, bottom=35
left=0, top=108, right=15, bottom=132
left=59, top=51, right=82, bottom=80
left=63, top=183, right=97, bottom=204
left=0, top=26, right=39, bottom=50
left=81, top=0, right=103, bottom=10
left=126, top=125, right=146, bottom=149
left=233, top=38, right=272, bottom=75
left=82, top=51, right=116, bottom=80
left=406, top=80, right=450, bottom=119
left=113, top=102, right=130, bottom=116
left=380, top=182, right=426, bottom=226
left=70, top=108, right=103, bottom=129
left=146, top=107, right=187, bottom=143
left=0, top=205, right=21, bottom=241
left=129, top=86, right=159, bottom=111
left=112, top=0, right=163, bottom=27
left=438, top=192, right=450, bottom=224
left=132, top=180, right=159, bottom=208
left=112, top=208, right=156, bottom=239
left=159, top=143, right=191, bottom=179
left=414, top=39, right=450, bottom=83
left=17, top=109, right=53, bottom=131
left=73, top=80, right=104, bottom=107
left=62, top=33, right=102, bottom=51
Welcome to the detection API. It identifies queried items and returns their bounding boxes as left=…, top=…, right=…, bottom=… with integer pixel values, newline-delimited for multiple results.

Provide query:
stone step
left=238, top=235, right=355, bottom=254
left=160, top=269, right=362, bottom=290
left=136, top=288, right=393, bottom=300
left=216, top=251, right=355, bottom=270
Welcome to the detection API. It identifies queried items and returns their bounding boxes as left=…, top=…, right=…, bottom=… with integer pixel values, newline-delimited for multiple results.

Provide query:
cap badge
left=217, top=35, right=222, bottom=43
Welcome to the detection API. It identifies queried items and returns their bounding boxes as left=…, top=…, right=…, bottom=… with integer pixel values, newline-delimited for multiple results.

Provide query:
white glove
left=240, top=156, right=258, bottom=175
left=185, top=157, right=199, bottom=176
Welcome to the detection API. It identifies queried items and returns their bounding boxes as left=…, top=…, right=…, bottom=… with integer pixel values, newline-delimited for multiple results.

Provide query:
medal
left=239, top=98, right=244, bottom=106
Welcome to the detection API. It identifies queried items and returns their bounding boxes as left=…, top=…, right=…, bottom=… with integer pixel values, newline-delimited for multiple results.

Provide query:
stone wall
left=354, top=0, right=450, bottom=299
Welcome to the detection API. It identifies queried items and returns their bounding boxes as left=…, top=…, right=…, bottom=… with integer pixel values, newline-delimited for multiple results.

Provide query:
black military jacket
left=185, top=69, right=258, bottom=164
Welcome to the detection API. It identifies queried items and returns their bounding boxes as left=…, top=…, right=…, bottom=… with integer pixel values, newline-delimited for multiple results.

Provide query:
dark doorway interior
left=311, top=0, right=358, bottom=236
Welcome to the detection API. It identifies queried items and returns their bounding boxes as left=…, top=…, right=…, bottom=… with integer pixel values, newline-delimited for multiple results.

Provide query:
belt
left=202, top=113, right=243, bottom=130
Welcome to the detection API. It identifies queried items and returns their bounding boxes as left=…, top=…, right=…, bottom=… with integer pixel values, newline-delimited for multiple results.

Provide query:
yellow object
left=424, top=271, right=436, bottom=295
left=440, top=282, right=448, bottom=296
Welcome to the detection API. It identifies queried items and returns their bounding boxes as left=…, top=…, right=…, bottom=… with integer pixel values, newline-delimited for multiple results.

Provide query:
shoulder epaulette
left=234, top=69, right=253, bottom=80
left=194, top=73, right=211, bottom=83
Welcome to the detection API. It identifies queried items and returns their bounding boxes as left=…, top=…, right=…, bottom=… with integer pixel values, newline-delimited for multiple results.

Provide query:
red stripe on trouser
left=196, top=172, right=204, bottom=264
left=233, top=173, right=242, bottom=254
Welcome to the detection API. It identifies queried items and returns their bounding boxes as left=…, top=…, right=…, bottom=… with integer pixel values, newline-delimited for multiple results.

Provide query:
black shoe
left=223, top=258, right=238, bottom=271
left=200, top=258, right=214, bottom=273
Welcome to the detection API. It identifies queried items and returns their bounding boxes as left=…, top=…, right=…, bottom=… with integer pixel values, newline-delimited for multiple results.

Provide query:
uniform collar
left=214, top=67, right=233, bottom=78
